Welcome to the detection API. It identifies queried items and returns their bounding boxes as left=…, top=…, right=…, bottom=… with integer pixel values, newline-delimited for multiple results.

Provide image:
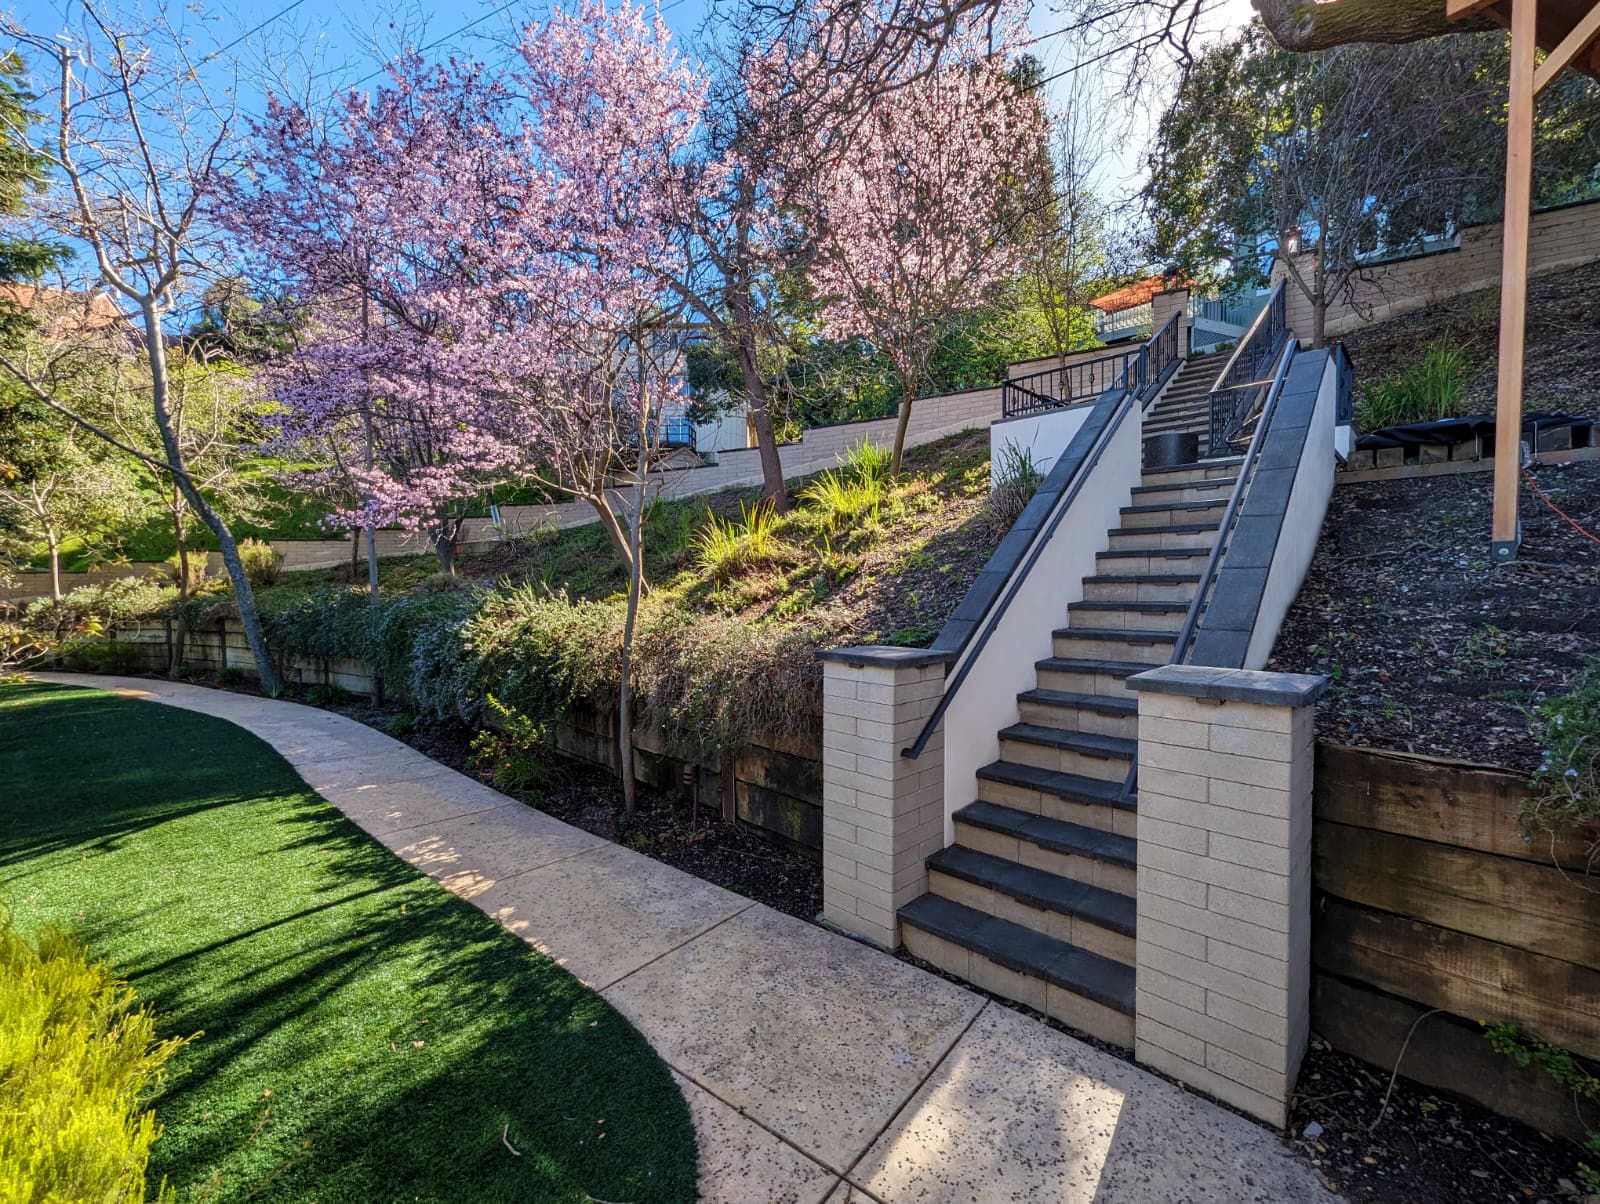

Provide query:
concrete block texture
left=1132, top=676, right=1318, bottom=1130
left=820, top=655, right=947, bottom=949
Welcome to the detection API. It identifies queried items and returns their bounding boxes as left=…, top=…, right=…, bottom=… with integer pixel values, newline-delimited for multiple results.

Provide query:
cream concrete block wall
left=1126, top=665, right=1327, bottom=1130
left=817, top=646, right=950, bottom=950
left=1150, top=286, right=1191, bottom=357
left=1274, top=198, right=1600, bottom=341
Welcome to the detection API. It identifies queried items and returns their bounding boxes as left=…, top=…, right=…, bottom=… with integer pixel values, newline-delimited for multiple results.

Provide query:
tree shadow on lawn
left=0, top=681, right=697, bottom=1204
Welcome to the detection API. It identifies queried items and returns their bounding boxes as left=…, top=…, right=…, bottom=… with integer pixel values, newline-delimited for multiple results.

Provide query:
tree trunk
left=728, top=284, right=789, bottom=512
left=45, top=533, right=61, bottom=601
left=1312, top=255, right=1328, bottom=349
left=365, top=527, right=380, bottom=599
left=1254, top=0, right=1494, bottom=53
left=169, top=505, right=188, bottom=674
left=433, top=529, right=455, bottom=574
left=619, top=451, right=647, bottom=817
left=890, top=366, right=919, bottom=476
left=139, top=299, right=281, bottom=695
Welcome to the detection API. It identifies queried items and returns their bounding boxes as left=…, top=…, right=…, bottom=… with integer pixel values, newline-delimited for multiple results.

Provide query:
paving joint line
left=663, top=1059, right=850, bottom=1185
left=838, top=999, right=992, bottom=1186
left=595, top=899, right=757, bottom=993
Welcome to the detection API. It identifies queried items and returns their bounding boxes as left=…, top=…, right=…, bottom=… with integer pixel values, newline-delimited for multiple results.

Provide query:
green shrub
left=1356, top=342, right=1471, bottom=430
left=236, top=538, right=285, bottom=588
left=1485, top=1023, right=1600, bottom=1191
left=692, top=501, right=782, bottom=579
left=215, top=665, right=249, bottom=688
left=0, top=908, right=190, bottom=1204
left=160, top=549, right=210, bottom=593
left=1521, top=657, right=1600, bottom=867
left=1, top=622, right=55, bottom=681
left=58, top=636, right=143, bottom=675
left=469, top=694, right=556, bottom=796
left=24, top=578, right=175, bottom=638
left=987, top=442, right=1043, bottom=534
left=305, top=683, right=348, bottom=707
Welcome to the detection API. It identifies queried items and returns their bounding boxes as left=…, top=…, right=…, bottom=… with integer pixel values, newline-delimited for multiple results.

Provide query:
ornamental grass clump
left=1356, top=341, right=1471, bottom=430
left=691, top=501, right=782, bottom=579
left=0, top=909, right=190, bottom=1204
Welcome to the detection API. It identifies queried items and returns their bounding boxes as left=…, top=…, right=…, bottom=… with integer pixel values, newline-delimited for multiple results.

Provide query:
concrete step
left=1051, top=626, right=1179, bottom=666
left=1129, top=478, right=1236, bottom=506
left=1120, top=500, right=1228, bottom=528
left=1107, top=522, right=1220, bottom=552
left=1033, top=655, right=1150, bottom=698
left=954, top=799, right=1137, bottom=895
left=1141, top=456, right=1244, bottom=485
left=1066, top=599, right=1188, bottom=633
left=1081, top=573, right=1200, bottom=604
left=926, top=844, right=1136, bottom=965
left=997, top=722, right=1135, bottom=783
left=899, top=894, right=1135, bottom=1047
left=974, top=759, right=1137, bottom=836
left=1016, top=687, right=1137, bottom=738
left=1096, top=547, right=1211, bottom=576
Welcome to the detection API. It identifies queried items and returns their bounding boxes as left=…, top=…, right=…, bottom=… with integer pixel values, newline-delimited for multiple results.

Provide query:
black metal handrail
left=1002, top=347, right=1142, bottom=419
left=1206, top=281, right=1287, bottom=450
left=901, top=312, right=1183, bottom=761
left=1116, top=337, right=1297, bottom=802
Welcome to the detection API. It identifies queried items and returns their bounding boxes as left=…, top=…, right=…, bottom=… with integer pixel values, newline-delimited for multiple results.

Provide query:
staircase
left=899, top=355, right=1235, bottom=1048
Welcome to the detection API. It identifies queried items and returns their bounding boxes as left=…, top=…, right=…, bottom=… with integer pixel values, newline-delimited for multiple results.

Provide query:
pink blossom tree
left=231, top=62, right=532, bottom=574
left=789, top=35, right=1044, bottom=473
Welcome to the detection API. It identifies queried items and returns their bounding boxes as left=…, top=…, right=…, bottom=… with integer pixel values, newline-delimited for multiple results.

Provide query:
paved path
left=37, top=674, right=1332, bottom=1203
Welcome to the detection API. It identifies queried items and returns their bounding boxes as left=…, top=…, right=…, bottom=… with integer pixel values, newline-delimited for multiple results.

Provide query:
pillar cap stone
left=815, top=645, right=954, bottom=670
left=1126, top=664, right=1327, bottom=707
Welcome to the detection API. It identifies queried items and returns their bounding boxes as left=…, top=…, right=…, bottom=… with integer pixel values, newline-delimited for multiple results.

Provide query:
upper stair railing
left=903, top=311, right=1183, bottom=761
left=1206, top=280, right=1288, bottom=452
left=1002, top=348, right=1142, bottom=419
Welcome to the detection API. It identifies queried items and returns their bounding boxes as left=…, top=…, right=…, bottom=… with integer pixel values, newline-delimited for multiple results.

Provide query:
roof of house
left=0, top=284, right=126, bottom=333
left=1087, top=275, right=1187, bottom=315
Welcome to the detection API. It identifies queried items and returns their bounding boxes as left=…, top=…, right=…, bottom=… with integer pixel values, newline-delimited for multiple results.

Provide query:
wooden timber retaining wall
left=111, top=621, right=824, bottom=859
left=1311, top=743, right=1600, bottom=1139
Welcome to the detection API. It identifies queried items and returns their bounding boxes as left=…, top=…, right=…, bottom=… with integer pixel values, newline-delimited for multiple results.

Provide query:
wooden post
left=1491, top=0, right=1539, bottom=564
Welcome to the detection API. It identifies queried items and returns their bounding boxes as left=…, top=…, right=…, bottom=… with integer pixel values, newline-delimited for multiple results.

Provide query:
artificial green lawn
left=0, top=681, right=697, bottom=1203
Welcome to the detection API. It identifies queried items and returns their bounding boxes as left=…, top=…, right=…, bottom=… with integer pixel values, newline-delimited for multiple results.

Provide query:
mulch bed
left=1288, top=1037, right=1593, bottom=1203
left=1341, top=261, right=1600, bottom=414
left=328, top=700, right=825, bottom=921
left=1268, top=458, right=1600, bottom=773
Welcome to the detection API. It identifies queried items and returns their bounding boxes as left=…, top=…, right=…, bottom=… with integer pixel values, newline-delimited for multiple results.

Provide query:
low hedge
left=0, top=909, right=189, bottom=1203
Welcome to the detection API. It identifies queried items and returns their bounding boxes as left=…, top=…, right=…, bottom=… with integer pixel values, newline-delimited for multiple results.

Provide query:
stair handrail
left=902, top=312, right=1183, bottom=761
left=1002, top=346, right=1143, bottom=419
left=1206, top=280, right=1288, bottom=450
left=1115, top=336, right=1297, bottom=802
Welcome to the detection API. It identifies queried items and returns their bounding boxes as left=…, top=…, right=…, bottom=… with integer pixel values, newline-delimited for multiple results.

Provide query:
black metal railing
left=1002, top=347, right=1142, bottom=419
left=1206, top=281, right=1288, bottom=451
left=1117, top=337, right=1299, bottom=803
left=902, top=312, right=1184, bottom=761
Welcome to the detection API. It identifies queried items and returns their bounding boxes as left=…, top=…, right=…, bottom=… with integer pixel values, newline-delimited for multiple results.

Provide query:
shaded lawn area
left=0, top=681, right=697, bottom=1203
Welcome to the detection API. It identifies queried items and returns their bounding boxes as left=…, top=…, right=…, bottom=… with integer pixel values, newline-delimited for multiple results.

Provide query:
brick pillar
left=1152, top=285, right=1191, bottom=358
left=1125, top=665, right=1326, bottom=1129
left=816, top=646, right=949, bottom=949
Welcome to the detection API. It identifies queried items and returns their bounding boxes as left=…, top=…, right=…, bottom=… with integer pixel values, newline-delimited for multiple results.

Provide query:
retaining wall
left=1310, top=743, right=1600, bottom=1140
left=1273, top=198, right=1600, bottom=340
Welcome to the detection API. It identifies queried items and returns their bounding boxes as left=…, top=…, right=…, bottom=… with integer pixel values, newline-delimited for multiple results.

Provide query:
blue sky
left=6, top=0, right=1253, bottom=201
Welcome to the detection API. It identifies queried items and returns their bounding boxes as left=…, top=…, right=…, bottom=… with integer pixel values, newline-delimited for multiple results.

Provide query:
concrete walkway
left=36, top=674, right=1332, bottom=1203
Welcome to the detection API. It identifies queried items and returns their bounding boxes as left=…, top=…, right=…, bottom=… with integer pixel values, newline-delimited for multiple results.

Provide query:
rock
left=1302, top=1121, right=1324, bottom=1140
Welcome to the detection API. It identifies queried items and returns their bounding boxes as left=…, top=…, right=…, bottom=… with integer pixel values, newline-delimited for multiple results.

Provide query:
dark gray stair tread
left=1069, top=600, right=1189, bottom=614
left=955, top=799, right=1137, bottom=868
left=1130, top=481, right=1235, bottom=496
left=929, top=845, right=1137, bottom=937
left=1098, top=547, right=1211, bottom=560
left=1034, top=655, right=1151, bottom=677
left=899, top=895, right=1136, bottom=1016
left=1085, top=572, right=1202, bottom=584
left=976, top=759, right=1137, bottom=811
left=999, top=723, right=1135, bottom=762
left=1120, top=500, right=1224, bottom=516
left=1017, top=687, right=1137, bottom=716
left=1111, top=520, right=1221, bottom=535
left=1142, top=456, right=1244, bottom=478
left=1052, top=626, right=1178, bottom=645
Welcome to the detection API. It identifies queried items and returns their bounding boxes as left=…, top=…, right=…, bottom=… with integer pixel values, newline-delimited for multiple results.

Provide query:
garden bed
left=1268, top=458, right=1600, bottom=772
